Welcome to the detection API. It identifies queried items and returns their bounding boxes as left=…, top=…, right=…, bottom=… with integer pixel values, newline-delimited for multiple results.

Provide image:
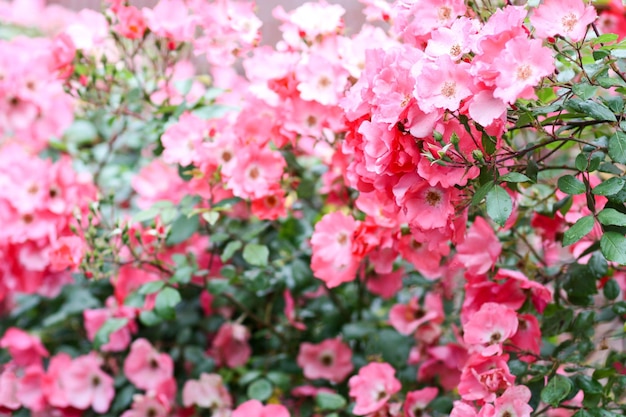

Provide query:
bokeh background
left=48, top=0, right=367, bottom=45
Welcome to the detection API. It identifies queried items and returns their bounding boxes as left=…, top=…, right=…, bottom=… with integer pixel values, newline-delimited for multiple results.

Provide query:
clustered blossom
left=0, top=0, right=617, bottom=416
left=0, top=144, right=96, bottom=306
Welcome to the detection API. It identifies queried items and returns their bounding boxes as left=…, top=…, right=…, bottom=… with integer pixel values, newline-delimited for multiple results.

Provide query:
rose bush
left=0, top=0, right=625, bottom=416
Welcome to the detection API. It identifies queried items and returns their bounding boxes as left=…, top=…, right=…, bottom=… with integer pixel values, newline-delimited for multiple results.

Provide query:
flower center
left=490, top=332, right=502, bottom=344
left=450, top=44, right=461, bottom=57
left=248, top=166, right=260, bottom=180
left=318, top=76, right=331, bottom=88
left=561, top=12, right=578, bottom=33
left=438, top=6, right=452, bottom=21
left=516, top=64, right=532, bottom=81
left=319, top=352, right=334, bottom=366
left=441, top=81, right=456, bottom=98
left=337, top=232, right=348, bottom=245
left=425, top=189, right=442, bottom=207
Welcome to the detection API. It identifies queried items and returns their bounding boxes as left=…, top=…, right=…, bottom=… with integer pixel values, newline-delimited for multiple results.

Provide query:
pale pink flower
left=142, top=0, right=197, bottom=42
left=182, top=373, right=231, bottom=411
left=48, top=235, right=85, bottom=272
left=0, top=365, right=20, bottom=410
left=348, top=362, right=401, bottom=415
left=297, top=338, right=354, bottom=383
left=210, top=322, right=251, bottom=368
left=115, top=5, right=146, bottom=39
left=42, top=353, right=72, bottom=408
left=455, top=216, right=502, bottom=275
left=493, top=37, right=554, bottom=104
left=310, top=212, right=361, bottom=288
left=124, top=339, right=174, bottom=391
left=0, top=327, right=48, bottom=367
left=531, top=0, right=597, bottom=42
left=463, top=302, right=519, bottom=356
left=404, top=387, right=438, bottom=417
left=121, top=393, right=170, bottom=417
left=458, top=354, right=515, bottom=402
left=16, top=364, right=46, bottom=411
left=61, top=353, right=115, bottom=413
left=493, top=386, right=533, bottom=417
left=413, top=56, right=474, bottom=112
left=389, top=293, right=443, bottom=336
left=232, top=399, right=290, bottom=417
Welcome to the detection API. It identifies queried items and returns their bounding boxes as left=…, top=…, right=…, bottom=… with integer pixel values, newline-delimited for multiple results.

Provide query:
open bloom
left=297, top=338, right=353, bottom=383
left=349, top=362, right=401, bottom=415
left=123, top=339, right=174, bottom=391
left=232, top=399, right=289, bottom=417
left=531, top=0, right=597, bottom=42
left=310, top=211, right=361, bottom=288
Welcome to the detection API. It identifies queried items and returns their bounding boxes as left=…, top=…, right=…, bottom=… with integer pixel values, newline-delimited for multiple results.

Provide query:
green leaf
left=565, top=99, right=617, bottom=122
left=572, top=83, right=598, bottom=100
left=166, top=214, right=199, bottom=245
left=316, top=392, right=347, bottom=411
left=563, top=215, right=595, bottom=246
left=139, top=281, right=165, bottom=295
left=603, top=279, right=620, bottom=300
left=154, top=287, right=182, bottom=319
left=500, top=172, right=532, bottom=183
left=558, top=175, right=586, bottom=195
left=94, top=318, right=128, bottom=349
left=608, top=132, right=626, bottom=164
left=600, top=232, right=626, bottom=265
left=541, top=375, right=573, bottom=407
left=592, top=33, right=619, bottom=44
left=221, top=241, right=242, bottom=262
left=472, top=180, right=494, bottom=205
left=247, top=379, right=272, bottom=401
left=486, top=185, right=512, bottom=227
left=592, top=177, right=625, bottom=196
left=598, top=208, right=626, bottom=226
left=242, top=243, right=269, bottom=267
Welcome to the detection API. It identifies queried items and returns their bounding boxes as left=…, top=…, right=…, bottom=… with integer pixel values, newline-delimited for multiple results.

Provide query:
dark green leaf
left=526, top=159, right=539, bottom=183
left=486, top=185, right=513, bottom=227
left=613, top=301, right=626, bottom=315
left=563, top=215, right=595, bottom=246
left=242, top=243, right=269, bottom=267
left=592, top=177, right=625, bottom=196
left=588, top=252, right=609, bottom=279
left=572, top=83, right=598, bottom=100
left=541, top=375, right=573, bottom=406
left=603, top=279, right=620, bottom=300
left=166, top=214, right=199, bottom=245
left=565, top=99, right=617, bottom=122
left=316, top=392, right=347, bottom=411
left=598, top=208, right=626, bottom=226
left=600, top=232, right=626, bottom=264
left=500, top=172, right=532, bottom=183
left=247, top=379, right=272, bottom=401
left=472, top=180, right=494, bottom=205
left=608, top=132, right=626, bottom=164
left=558, top=175, right=586, bottom=195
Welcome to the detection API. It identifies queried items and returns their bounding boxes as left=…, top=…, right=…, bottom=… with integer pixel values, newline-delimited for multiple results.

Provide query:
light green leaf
left=243, top=243, right=269, bottom=267
left=558, top=175, right=586, bottom=195
left=563, top=215, right=595, bottom=247
left=154, top=287, right=182, bottom=319
left=598, top=208, right=626, bottom=226
left=500, top=172, right=532, bottom=183
left=316, top=392, right=347, bottom=411
left=600, top=232, right=626, bottom=265
left=541, top=375, right=572, bottom=407
left=247, top=379, right=272, bottom=401
left=486, top=185, right=513, bottom=227
left=608, top=132, right=626, bottom=164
